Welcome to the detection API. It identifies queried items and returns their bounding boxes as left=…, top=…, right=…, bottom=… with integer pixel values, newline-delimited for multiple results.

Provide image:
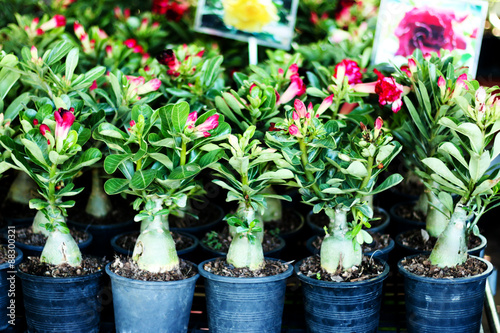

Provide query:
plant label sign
left=372, top=0, right=488, bottom=77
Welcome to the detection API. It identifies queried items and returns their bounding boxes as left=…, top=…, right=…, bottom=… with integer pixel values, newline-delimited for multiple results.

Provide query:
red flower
left=395, top=7, right=467, bottom=57
left=39, top=124, right=51, bottom=145
left=157, top=49, right=181, bottom=76
left=152, top=0, right=189, bottom=22
left=375, top=77, right=405, bottom=113
left=268, top=123, right=282, bottom=132
left=89, top=80, right=97, bottom=91
left=278, top=74, right=306, bottom=105
left=334, top=59, right=363, bottom=85
left=124, top=39, right=137, bottom=48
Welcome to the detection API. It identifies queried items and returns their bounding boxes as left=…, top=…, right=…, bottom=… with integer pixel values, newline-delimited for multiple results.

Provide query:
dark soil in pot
left=108, top=257, right=197, bottom=281
left=19, top=256, right=106, bottom=277
left=201, top=227, right=282, bottom=253
left=298, top=255, right=385, bottom=282
left=15, top=226, right=89, bottom=246
left=264, top=210, right=304, bottom=236
left=394, top=202, right=426, bottom=222
left=114, top=231, right=194, bottom=253
left=310, top=233, right=391, bottom=254
left=308, top=207, right=388, bottom=232
left=400, top=254, right=488, bottom=278
left=398, top=229, right=482, bottom=252
left=202, top=257, right=289, bottom=277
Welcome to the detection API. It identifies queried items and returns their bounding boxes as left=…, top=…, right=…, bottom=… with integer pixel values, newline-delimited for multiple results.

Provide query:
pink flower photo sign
left=372, top=0, right=488, bottom=77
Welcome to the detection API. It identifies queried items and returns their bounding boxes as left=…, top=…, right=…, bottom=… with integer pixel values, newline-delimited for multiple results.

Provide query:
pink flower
left=186, top=112, right=198, bottom=129
left=33, top=119, right=39, bottom=126
left=375, top=77, right=405, bottom=113
left=278, top=74, right=306, bottom=105
left=157, top=49, right=181, bottom=76
left=97, top=29, right=108, bottom=39
left=310, top=12, right=319, bottom=25
left=130, top=120, right=136, bottom=127
left=137, top=79, right=161, bottom=94
left=438, top=76, right=446, bottom=88
left=294, top=99, right=307, bottom=118
left=286, top=64, right=299, bottom=78
left=316, top=94, right=334, bottom=117
left=74, top=22, right=85, bottom=39
left=152, top=0, right=190, bottom=22
left=288, top=125, right=300, bottom=136
left=395, top=7, right=466, bottom=57
left=408, top=58, right=417, bottom=74
left=133, top=45, right=144, bottom=54
left=54, top=108, right=75, bottom=150
left=124, top=39, right=137, bottom=48
left=89, top=80, right=97, bottom=91
left=400, top=65, right=412, bottom=79
left=334, top=59, right=363, bottom=85
left=195, top=114, right=219, bottom=133
left=39, top=15, right=66, bottom=31
left=39, top=124, right=51, bottom=145
left=456, top=73, right=468, bottom=90
left=374, top=117, right=383, bottom=137
left=106, top=45, right=113, bottom=57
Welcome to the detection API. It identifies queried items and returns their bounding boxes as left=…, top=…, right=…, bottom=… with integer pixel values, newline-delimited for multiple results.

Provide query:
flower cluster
left=184, top=112, right=220, bottom=138
left=125, top=75, right=162, bottom=103
left=24, top=15, right=66, bottom=38
left=152, top=0, right=190, bottom=22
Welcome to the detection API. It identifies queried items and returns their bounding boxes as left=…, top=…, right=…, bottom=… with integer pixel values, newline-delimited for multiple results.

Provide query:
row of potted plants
left=0, top=1, right=498, bottom=332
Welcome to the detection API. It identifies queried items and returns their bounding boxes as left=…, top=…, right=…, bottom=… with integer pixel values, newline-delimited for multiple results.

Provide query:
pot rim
left=199, top=234, right=286, bottom=257
left=198, top=257, right=293, bottom=283
left=395, top=232, right=487, bottom=254
left=397, top=254, right=494, bottom=284
left=0, top=246, right=23, bottom=270
left=14, top=230, right=93, bottom=251
left=294, top=256, right=390, bottom=288
left=105, top=261, right=199, bottom=285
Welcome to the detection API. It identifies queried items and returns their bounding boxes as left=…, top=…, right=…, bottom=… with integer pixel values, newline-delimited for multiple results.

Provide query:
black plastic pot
left=67, top=219, right=134, bottom=257
left=307, top=207, right=390, bottom=236
left=389, top=201, right=425, bottom=235
left=0, top=247, right=22, bottom=330
left=17, top=268, right=103, bottom=333
left=15, top=231, right=93, bottom=257
left=394, top=232, right=487, bottom=260
left=198, top=257, right=293, bottom=333
left=110, top=230, right=199, bottom=261
left=398, top=254, right=494, bottom=333
left=199, top=235, right=286, bottom=261
left=106, top=262, right=199, bottom=333
left=170, top=204, right=225, bottom=238
left=305, top=235, right=395, bottom=263
left=295, top=256, right=389, bottom=333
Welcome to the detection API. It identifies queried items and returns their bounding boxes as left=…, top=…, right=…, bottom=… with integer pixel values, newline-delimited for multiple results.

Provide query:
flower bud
left=408, top=58, right=417, bottom=73
left=288, top=124, right=300, bottom=137
left=316, top=94, right=334, bottom=117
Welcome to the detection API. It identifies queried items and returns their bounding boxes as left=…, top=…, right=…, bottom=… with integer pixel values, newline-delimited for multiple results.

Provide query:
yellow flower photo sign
left=194, top=0, right=299, bottom=50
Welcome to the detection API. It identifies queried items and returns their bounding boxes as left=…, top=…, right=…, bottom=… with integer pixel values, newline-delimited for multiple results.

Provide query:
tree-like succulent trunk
left=227, top=206, right=264, bottom=270
left=133, top=198, right=179, bottom=273
left=6, top=171, right=36, bottom=205
left=40, top=217, right=82, bottom=267
left=231, top=202, right=264, bottom=242
left=85, top=168, right=112, bottom=219
left=32, top=210, right=50, bottom=236
left=320, top=207, right=362, bottom=273
left=429, top=205, right=468, bottom=268
left=425, top=191, right=449, bottom=237
left=258, top=186, right=282, bottom=223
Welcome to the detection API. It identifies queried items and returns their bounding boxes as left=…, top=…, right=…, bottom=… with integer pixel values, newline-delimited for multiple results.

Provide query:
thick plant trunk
left=32, top=210, right=50, bottom=236
left=320, top=207, right=362, bottom=273
left=40, top=218, right=82, bottom=267
left=258, top=186, right=282, bottom=223
left=133, top=198, right=179, bottom=273
left=6, top=171, right=36, bottom=205
left=85, top=168, right=112, bottom=218
left=429, top=205, right=468, bottom=268
left=425, top=191, right=449, bottom=237
left=231, top=203, right=264, bottom=242
left=227, top=206, right=264, bottom=270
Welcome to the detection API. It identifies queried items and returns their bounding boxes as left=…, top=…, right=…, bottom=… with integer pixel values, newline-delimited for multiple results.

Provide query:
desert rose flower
left=186, top=112, right=197, bottom=129
left=278, top=74, right=306, bottom=106
left=294, top=99, right=308, bottom=118
left=334, top=59, right=363, bottom=85
left=89, top=80, right=97, bottom=91
left=222, top=0, right=279, bottom=32
left=157, top=49, right=181, bottom=76
left=288, top=124, right=301, bottom=137
left=185, top=113, right=219, bottom=137
left=124, top=39, right=137, bottom=48
left=152, top=0, right=190, bottom=21
left=39, top=124, right=51, bottom=145
left=54, top=108, right=75, bottom=151
left=395, top=7, right=466, bottom=57
left=375, top=77, right=405, bottom=113
left=39, top=15, right=66, bottom=31
left=316, top=94, right=334, bottom=117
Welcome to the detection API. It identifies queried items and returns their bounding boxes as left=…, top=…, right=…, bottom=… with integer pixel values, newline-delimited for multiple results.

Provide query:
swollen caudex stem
left=231, top=202, right=264, bottom=242
left=429, top=205, right=468, bottom=267
left=85, top=168, right=112, bottom=219
left=40, top=215, right=82, bottom=266
left=33, top=210, right=50, bottom=236
left=425, top=189, right=449, bottom=237
left=257, top=186, right=282, bottom=223
left=227, top=206, right=264, bottom=271
left=6, top=171, right=37, bottom=205
left=133, top=197, right=179, bottom=273
left=320, top=206, right=362, bottom=273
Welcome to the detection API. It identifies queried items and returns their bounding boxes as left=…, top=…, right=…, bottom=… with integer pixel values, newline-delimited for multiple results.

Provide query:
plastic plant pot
left=105, top=262, right=199, bottom=333
left=17, top=268, right=103, bottom=333
left=295, top=257, right=390, bottom=333
left=198, top=257, right=293, bottom=333
left=398, top=254, right=494, bottom=333
left=0, top=247, right=22, bottom=330
left=389, top=201, right=425, bottom=235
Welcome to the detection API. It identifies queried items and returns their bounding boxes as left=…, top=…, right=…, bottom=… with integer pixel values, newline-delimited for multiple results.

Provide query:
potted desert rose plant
left=265, top=97, right=402, bottom=332
left=398, top=83, right=499, bottom=332
left=390, top=50, right=487, bottom=257
left=198, top=125, right=294, bottom=332
left=0, top=102, right=104, bottom=332
left=97, top=102, right=229, bottom=333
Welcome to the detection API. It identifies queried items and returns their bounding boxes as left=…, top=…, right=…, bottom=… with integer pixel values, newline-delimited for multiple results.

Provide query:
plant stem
left=298, top=137, right=323, bottom=199
left=180, top=138, right=187, bottom=166
left=359, top=156, right=374, bottom=191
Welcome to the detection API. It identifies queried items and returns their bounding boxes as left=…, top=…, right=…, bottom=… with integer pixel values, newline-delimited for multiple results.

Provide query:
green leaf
left=255, top=169, right=294, bottom=181
left=130, top=169, right=156, bottom=190
left=438, top=192, right=454, bottom=213
left=169, top=164, right=201, bottom=180
left=45, top=40, right=73, bottom=66
left=439, top=118, right=483, bottom=154
left=471, top=179, right=500, bottom=196
left=4, top=92, right=30, bottom=121
left=29, top=199, right=49, bottom=210
left=404, top=96, right=430, bottom=140
left=104, top=178, right=130, bottom=195
left=49, top=151, right=70, bottom=165
left=65, top=48, right=79, bottom=80
left=438, top=142, right=467, bottom=168
left=72, top=66, right=106, bottom=90
left=104, top=154, right=132, bottom=174
left=149, top=153, right=173, bottom=170
left=170, top=101, right=189, bottom=133
left=370, top=174, right=403, bottom=195
left=344, top=161, right=368, bottom=178
left=469, top=151, right=490, bottom=183
left=20, top=138, right=49, bottom=167
left=422, top=157, right=466, bottom=189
